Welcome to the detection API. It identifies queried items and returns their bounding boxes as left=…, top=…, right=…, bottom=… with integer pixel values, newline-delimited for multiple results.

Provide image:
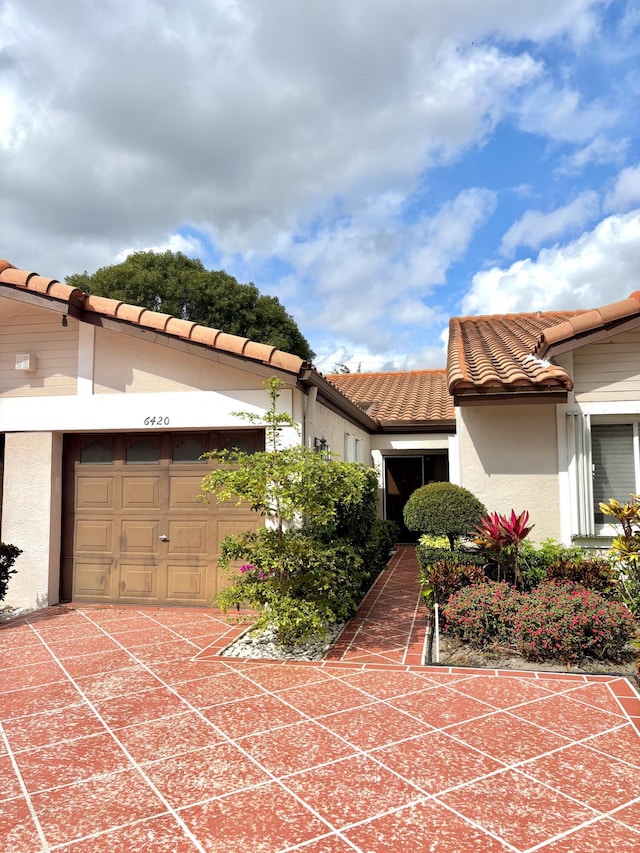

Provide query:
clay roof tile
left=189, top=325, right=221, bottom=347
left=83, top=294, right=123, bottom=316
left=213, top=331, right=250, bottom=356
left=165, top=317, right=197, bottom=339
left=114, top=303, right=147, bottom=323
left=1, top=268, right=35, bottom=287
left=326, top=370, right=454, bottom=426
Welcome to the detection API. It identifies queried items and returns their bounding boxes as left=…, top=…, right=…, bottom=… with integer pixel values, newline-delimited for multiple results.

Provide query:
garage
left=61, top=430, right=263, bottom=606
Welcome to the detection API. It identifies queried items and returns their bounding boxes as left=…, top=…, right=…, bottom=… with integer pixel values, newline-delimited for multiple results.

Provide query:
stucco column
left=2, top=431, right=63, bottom=609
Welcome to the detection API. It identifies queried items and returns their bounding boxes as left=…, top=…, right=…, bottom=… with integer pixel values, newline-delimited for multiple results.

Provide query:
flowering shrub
left=442, top=582, right=523, bottom=648
left=513, top=582, right=637, bottom=663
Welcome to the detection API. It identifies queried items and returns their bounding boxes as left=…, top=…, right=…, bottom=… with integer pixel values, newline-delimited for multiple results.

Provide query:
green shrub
left=403, top=483, right=486, bottom=549
left=0, top=544, right=22, bottom=602
left=545, top=557, right=617, bottom=596
left=513, top=582, right=637, bottom=663
left=442, top=582, right=523, bottom=648
left=363, top=519, right=399, bottom=583
left=518, top=539, right=588, bottom=590
left=420, top=559, right=487, bottom=609
left=217, top=529, right=371, bottom=642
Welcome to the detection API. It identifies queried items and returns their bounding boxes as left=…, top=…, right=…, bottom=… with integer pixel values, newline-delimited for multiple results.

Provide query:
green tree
left=66, top=250, right=314, bottom=360
left=199, top=378, right=380, bottom=641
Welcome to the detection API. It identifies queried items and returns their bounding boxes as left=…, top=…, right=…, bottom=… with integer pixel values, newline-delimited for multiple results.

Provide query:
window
left=591, top=424, right=636, bottom=525
left=80, top=439, right=114, bottom=464
left=172, top=437, right=206, bottom=463
left=344, top=433, right=364, bottom=464
left=571, top=416, right=639, bottom=535
left=125, top=438, right=160, bottom=464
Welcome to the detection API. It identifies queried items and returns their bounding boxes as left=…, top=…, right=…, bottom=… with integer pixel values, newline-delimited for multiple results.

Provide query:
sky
left=2, top=1, right=640, bottom=373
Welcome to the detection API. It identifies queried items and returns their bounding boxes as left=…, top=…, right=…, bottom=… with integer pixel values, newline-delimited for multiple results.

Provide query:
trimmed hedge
left=404, top=482, right=486, bottom=549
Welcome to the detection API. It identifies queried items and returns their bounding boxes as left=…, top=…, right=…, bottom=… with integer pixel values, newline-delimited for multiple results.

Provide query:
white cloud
left=604, top=163, right=640, bottom=213
left=462, top=210, right=640, bottom=316
left=500, top=191, right=600, bottom=255
left=558, top=135, right=629, bottom=173
left=517, top=82, right=619, bottom=144
left=277, top=188, right=496, bottom=351
left=114, top=233, right=205, bottom=264
left=0, top=0, right=599, bottom=276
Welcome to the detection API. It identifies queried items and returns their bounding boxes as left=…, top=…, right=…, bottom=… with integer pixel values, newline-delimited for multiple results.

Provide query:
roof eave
left=538, top=313, right=640, bottom=359
left=378, top=418, right=456, bottom=433
left=299, top=368, right=381, bottom=431
left=453, top=387, right=569, bottom=406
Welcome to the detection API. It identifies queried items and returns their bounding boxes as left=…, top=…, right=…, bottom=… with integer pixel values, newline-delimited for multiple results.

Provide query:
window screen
left=591, top=424, right=635, bottom=525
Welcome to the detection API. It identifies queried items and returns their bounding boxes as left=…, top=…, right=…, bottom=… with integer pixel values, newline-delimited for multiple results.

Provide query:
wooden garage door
left=61, top=431, right=263, bottom=606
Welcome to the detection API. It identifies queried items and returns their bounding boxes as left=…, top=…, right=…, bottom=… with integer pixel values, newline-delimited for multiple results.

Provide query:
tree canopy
left=66, top=250, right=314, bottom=361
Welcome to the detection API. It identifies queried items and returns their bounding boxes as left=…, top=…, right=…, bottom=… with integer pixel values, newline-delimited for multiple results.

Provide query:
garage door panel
left=122, top=477, right=161, bottom=509
left=118, top=563, right=158, bottom=599
left=74, top=560, right=112, bottom=598
left=169, top=476, right=206, bottom=509
left=76, top=477, right=114, bottom=509
left=76, top=520, right=113, bottom=552
left=121, top=520, right=159, bottom=554
left=167, top=520, right=208, bottom=554
left=166, top=564, right=207, bottom=601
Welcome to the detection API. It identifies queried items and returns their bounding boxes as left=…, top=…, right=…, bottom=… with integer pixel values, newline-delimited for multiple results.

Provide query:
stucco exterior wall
left=573, top=331, right=640, bottom=403
left=93, top=328, right=266, bottom=393
left=0, top=301, right=78, bottom=397
left=310, top=399, right=371, bottom=462
left=458, top=404, right=561, bottom=542
left=2, top=431, right=62, bottom=608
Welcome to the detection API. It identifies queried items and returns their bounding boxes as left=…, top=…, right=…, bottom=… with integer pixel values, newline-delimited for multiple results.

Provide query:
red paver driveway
left=1, top=547, right=639, bottom=852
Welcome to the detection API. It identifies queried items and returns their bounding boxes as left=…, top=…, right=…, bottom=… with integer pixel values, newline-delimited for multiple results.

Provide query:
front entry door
left=384, top=454, right=449, bottom=542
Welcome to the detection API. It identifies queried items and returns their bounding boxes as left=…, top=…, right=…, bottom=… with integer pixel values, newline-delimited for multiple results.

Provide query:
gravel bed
left=220, top=622, right=346, bottom=661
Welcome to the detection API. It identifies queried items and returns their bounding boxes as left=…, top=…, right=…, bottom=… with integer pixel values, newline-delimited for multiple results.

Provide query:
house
left=1, top=256, right=638, bottom=610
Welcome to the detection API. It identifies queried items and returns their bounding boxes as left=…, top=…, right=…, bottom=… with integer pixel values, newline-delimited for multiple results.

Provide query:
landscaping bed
left=428, top=627, right=639, bottom=679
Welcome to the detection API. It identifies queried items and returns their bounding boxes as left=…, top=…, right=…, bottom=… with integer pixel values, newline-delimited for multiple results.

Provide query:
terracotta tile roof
left=448, top=292, right=640, bottom=401
left=447, top=310, right=580, bottom=399
left=535, top=291, right=640, bottom=357
left=325, top=370, right=455, bottom=428
left=0, top=259, right=305, bottom=375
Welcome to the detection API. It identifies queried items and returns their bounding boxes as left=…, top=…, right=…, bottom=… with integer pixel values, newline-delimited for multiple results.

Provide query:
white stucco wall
left=93, top=327, right=267, bottom=393
left=458, top=404, right=561, bottom=543
left=2, top=431, right=62, bottom=608
left=308, top=399, right=371, bottom=461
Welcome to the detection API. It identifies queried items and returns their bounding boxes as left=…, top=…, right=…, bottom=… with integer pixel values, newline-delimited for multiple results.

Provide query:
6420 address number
left=143, top=415, right=170, bottom=426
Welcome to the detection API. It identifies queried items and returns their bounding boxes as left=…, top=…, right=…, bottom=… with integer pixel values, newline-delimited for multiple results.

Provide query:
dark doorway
left=385, top=453, right=448, bottom=542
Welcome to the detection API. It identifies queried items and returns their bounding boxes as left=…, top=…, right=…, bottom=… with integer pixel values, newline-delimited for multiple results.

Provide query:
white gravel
left=220, top=622, right=346, bottom=661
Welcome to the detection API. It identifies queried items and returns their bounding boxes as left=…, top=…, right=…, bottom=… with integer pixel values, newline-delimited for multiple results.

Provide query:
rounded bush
left=513, top=581, right=637, bottom=663
left=442, top=582, right=523, bottom=648
left=404, top=482, right=486, bottom=549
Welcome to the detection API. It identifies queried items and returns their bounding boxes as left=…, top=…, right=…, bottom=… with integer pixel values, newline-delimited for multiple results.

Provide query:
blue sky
left=2, top=1, right=640, bottom=371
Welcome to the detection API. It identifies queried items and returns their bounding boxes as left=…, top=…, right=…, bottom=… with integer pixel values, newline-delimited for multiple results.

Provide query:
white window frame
left=569, top=412, right=640, bottom=538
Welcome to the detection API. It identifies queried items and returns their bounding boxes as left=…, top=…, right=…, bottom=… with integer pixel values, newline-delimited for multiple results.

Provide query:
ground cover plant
left=200, top=377, right=396, bottom=643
